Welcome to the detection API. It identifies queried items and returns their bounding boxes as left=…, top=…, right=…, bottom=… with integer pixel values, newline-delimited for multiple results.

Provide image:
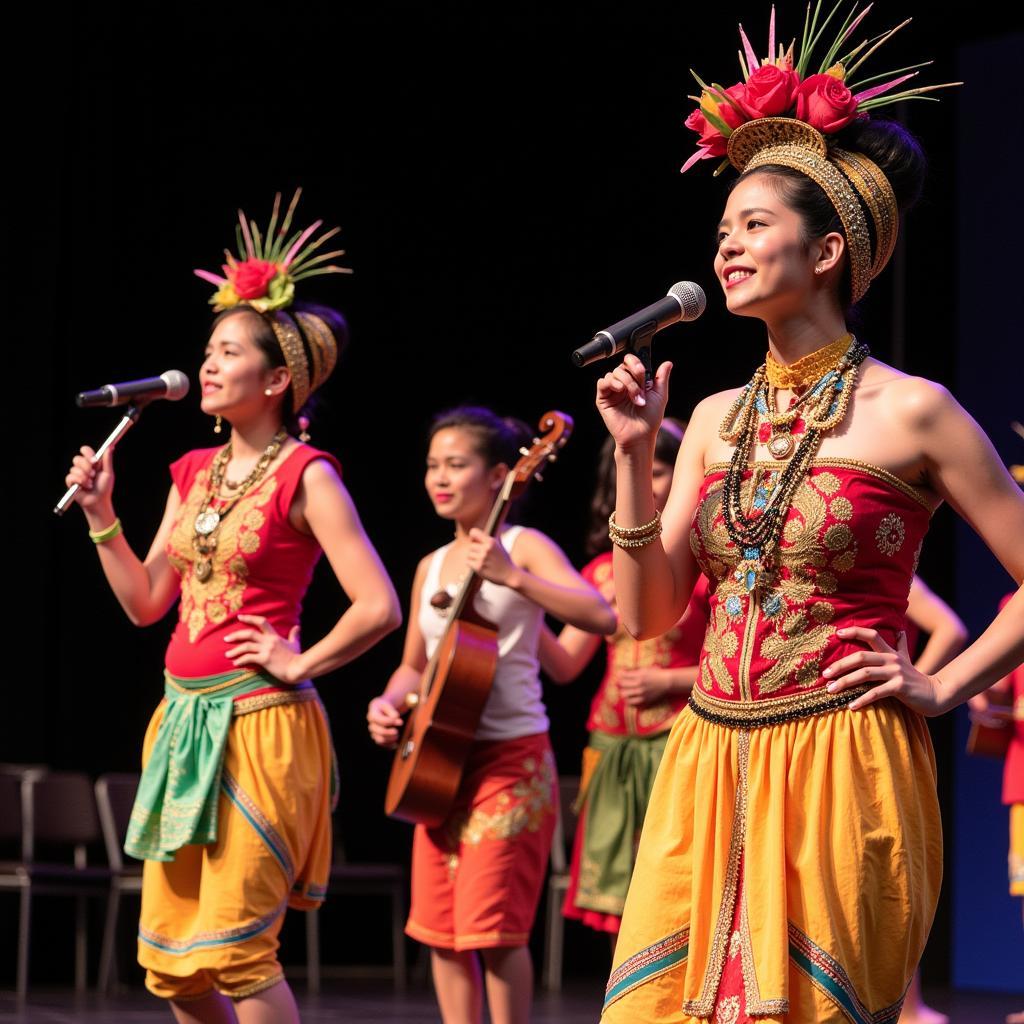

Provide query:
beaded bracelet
left=608, top=509, right=661, bottom=537
left=608, top=510, right=662, bottom=550
left=89, top=518, right=123, bottom=545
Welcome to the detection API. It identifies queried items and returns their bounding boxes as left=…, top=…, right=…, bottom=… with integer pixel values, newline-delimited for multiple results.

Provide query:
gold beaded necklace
left=718, top=336, right=868, bottom=593
left=192, top=428, right=288, bottom=582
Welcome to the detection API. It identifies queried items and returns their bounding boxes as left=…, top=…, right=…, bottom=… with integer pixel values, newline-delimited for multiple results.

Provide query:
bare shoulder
left=300, top=453, right=344, bottom=488
left=690, top=386, right=745, bottom=423
left=858, top=358, right=957, bottom=432
left=505, top=525, right=557, bottom=558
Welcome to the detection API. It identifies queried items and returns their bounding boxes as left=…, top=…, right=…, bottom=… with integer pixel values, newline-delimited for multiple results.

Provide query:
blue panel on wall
left=951, top=32, right=1024, bottom=994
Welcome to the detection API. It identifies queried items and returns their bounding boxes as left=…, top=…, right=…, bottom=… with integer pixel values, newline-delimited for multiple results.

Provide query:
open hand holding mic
left=55, top=371, right=190, bottom=515
left=572, top=282, right=706, bottom=383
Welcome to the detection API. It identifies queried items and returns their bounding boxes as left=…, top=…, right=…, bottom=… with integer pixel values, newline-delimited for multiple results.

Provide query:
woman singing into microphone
left=65, top=193, right=401, bottom=1023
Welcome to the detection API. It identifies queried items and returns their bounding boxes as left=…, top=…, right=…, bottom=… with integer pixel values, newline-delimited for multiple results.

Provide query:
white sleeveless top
left=418, top=525, right=549, bottom=742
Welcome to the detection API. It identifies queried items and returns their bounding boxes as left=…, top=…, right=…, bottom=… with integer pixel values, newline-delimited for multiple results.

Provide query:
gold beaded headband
left=294, top=311, right=339, bottom=396
left=729, top=119, right=885, bottom=303
left=269, top=315, right=312, bottom=414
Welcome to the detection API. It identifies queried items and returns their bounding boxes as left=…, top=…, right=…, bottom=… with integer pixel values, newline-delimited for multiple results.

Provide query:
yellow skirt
left=137, top=695, right=335, bottom=1000
left=1011, top=803, right=1024, bottom=897
left=603, top=700, right=942, bottom=1023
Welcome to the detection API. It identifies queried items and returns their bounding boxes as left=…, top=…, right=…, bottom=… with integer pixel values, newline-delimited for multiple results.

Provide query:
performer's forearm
left=289, top=598, right=401, bottom=681
left=934, top=585, right=1024, bottom=709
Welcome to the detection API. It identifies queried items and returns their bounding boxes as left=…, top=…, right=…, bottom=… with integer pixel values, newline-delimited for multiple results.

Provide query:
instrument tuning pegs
left=519, top=446, right=531, bottom=457
left=534, top=471, right=544, bottom=482
left=405, top=693, right=420, bottom=709
left=547, top=453, right=558, bottom=463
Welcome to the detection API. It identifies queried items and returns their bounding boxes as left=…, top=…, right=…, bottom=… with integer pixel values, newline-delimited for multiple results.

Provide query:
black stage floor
left=1, top=983, right=1022, bottom=1023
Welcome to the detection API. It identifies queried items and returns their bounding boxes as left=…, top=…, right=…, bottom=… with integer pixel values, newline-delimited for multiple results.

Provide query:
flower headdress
left=683, top=2, right=960, bottom=301
left=195, top=190, right=350, bottom=412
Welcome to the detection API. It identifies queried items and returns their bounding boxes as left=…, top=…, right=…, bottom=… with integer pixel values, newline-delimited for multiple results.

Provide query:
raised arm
left=466, top=528, right=616, bottom=634
left=64, top=446, right=183, bottom=626
left=596, top=353, right=713, bottom=639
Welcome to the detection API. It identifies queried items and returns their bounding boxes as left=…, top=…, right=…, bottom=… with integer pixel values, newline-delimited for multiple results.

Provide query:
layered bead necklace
left=192, top=428, right=288, bottom=582
left=717, top=334, right=869, bottom=593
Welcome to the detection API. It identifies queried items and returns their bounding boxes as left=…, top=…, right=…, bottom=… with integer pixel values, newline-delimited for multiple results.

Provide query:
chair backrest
left=25, top=771, right=101, bottom=864
left=549, top=775, right=581, bottom=875
left=95, top=773, right=141, bottom=871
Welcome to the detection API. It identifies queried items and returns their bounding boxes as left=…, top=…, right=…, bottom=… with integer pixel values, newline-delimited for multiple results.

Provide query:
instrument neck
left=448, top=471, right=515, bottom=622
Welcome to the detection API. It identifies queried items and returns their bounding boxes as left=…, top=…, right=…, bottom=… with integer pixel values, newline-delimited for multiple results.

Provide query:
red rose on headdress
left=685, top=84, right=747, bottom=157
left=230, top=259, right=279, bottom=300
left=739, top=66, right=800, bottom=118
left=794, top=74, right=859, bottom=134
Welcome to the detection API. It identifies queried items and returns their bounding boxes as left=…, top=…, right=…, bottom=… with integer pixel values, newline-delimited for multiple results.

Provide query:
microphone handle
left=53, top=406, right=142, bottom=517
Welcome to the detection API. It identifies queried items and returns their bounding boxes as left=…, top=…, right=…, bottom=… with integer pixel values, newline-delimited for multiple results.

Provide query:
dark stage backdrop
left=9, top=3, right=1021, bottom=990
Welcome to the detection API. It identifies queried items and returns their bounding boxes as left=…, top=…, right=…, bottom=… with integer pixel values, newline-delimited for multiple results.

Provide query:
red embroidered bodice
left=688, top=460, right=932, bottom=721
left=582, top=552, right=710, bottom=736
left=163, top=444, right=341, bottom=677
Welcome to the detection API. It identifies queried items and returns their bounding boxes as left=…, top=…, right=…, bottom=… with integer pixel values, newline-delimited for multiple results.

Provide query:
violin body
left=384, top=616, right=498, bottom=826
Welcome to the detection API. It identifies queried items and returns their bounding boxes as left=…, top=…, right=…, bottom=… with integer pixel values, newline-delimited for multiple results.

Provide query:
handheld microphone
left=76, top=370, right=190, bottom=408
left=572, top=282, right=706, bottom=371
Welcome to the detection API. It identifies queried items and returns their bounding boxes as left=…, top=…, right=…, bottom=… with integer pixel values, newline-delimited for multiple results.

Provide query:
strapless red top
left=687, top=460, right=933, bottom=726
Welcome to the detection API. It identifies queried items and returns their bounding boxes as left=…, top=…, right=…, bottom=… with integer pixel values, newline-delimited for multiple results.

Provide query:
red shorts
left=406, top=732, right=557, bottom=951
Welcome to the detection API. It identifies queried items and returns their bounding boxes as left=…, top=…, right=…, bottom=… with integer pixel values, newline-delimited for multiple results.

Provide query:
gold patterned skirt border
left=688, top=683, right=870, bottom=729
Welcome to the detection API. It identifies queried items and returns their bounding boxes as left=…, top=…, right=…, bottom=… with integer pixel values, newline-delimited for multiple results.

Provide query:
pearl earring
left=264, top=388, right=273, bottom=396
left=213, top=415, right=223, bottom=434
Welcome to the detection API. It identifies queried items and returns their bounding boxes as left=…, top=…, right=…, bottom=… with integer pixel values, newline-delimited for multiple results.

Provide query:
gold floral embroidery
left=727, top=931, right=742, bottom=959
left=692, top=470, right=859, bottom=698
left=876, top=513, right=906, bottom=555
left=824, top=524, right=853, bottom=550
left=832, top=547, right=858, bottom=573
left=442, top=749, right=556, bottom=880
left=829, top=496, right=853, bottom=521
left=167, top=466, right=279, bottom=641
left=814, top=471, right=841, bottom=496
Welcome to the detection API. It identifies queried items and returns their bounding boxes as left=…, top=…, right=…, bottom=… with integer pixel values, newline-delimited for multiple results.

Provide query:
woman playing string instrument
left=367, top=406, right=614, bottom=1024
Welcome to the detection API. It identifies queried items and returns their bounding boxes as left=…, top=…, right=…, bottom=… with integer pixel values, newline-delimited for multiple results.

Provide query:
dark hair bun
left=834, top=117, right=927, bottom=214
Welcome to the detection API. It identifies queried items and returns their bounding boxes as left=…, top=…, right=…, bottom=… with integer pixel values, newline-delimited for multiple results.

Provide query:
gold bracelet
left=89, top=518, right=123, bottom=544
left=608, top=509, right=661, bottom=538
left=609, top=524, right=663, bottom=550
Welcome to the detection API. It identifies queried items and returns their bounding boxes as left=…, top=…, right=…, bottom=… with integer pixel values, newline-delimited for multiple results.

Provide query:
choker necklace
left=718, top=337, right=869, bottom=593
left=192, top=428, right=288, bottom=582
left=765, top=333, right=853, bottom=390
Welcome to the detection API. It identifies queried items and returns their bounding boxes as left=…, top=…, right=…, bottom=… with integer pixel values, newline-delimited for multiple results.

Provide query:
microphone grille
left=161, top=370, right=191, bottom=401
left=668, top=281, right=706, bottom=321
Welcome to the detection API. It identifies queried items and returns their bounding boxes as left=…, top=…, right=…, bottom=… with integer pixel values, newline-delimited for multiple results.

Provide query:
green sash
left=574, top=729, right=670, bottom=916
left=124, top=669, right=275, bottom=862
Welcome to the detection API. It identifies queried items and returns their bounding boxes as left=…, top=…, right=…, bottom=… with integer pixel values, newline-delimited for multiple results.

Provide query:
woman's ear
left=489, top=461, right=511, bottom=491
left=814, top=231, right=846, bottom=275
left=263, top=365, right=291, bottom=397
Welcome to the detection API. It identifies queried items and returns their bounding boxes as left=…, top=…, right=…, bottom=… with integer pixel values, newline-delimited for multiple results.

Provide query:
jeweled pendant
left=195, top=558, right=213, bottom=583
left=194, top=510, right=221, bottom=536
left=767, top=432, right=795, bottom=459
